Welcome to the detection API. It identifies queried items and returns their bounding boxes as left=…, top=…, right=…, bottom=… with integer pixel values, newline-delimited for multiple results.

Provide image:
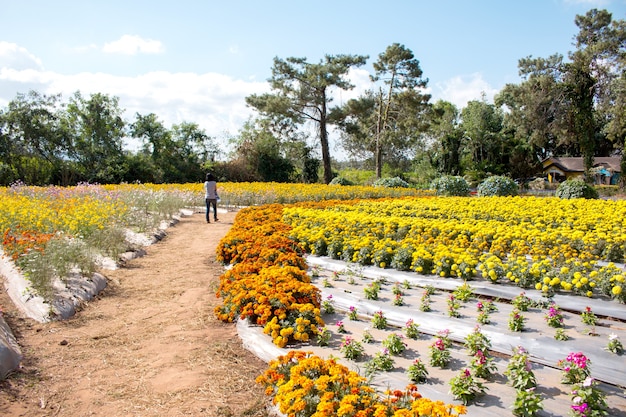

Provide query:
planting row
left=283, top=197, right=626, bottom=302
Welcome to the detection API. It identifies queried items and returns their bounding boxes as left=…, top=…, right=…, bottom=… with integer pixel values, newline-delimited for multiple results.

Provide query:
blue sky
left=1, top=0, right=624, bottom=154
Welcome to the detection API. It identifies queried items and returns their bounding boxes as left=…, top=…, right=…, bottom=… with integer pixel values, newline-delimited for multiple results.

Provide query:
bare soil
left=0, top=210, right=276, bottom=417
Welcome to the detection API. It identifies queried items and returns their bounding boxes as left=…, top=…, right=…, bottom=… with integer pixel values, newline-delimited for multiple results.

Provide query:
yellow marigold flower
left=612, top=285, right=622, bottom=296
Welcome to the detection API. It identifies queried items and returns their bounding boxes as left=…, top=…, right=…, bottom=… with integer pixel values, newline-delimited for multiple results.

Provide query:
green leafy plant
left=545, top=303, right=564, bottom=328
left=361, top=328, right=374, bottom=344
left=322, top=295, right=335, bottom=314
left=449, top=368, right=486, bottom=405
left=373, top=176, right=410, bottom=188
left=429, top=337, right=451, bottom=368
left=464, top=325, right=491, bottom=355
left=348, top=305, right=358, bottom=320
left=505, top=346, right=537, bottom=390
left=420, top=291, right=432, bottom=312
left=477, top=175, right=519, bottom=196
left=329, top=176, right=355, bottom=186
left=470, top=349, right=497, bottom=380
left=606, top=333, right=623, bottom=354
left=393, top=292, right=404, bottom=306
left=556, top=179, right=599, bottom=199
left=581, top=306, right=597, bottom=326
left=581, top=306, right=598, bottom=334
left=364, top=281, right=380, bottom=300
left=430, top=175, right=470, bottom=196
left=476, top=301, right=491, bottom=324
left=335, top=320, right=346, bottom=333
left=365, top=349, right=395, bottom=375
left=448, top=294, right=461, bottom=317
left=406, top=358, right=429, bottom=383
left=569, top=377, right=608, bottom=417
left=382, top=333, right=407, bottom=355
left=509, top=308, right=526, bottom=332
left=512, top=387, right=544, bottom=417
left=316, top=326, right=331, bottom=346
left=555, top=328, right=570, bottom=341
left=340, top=336, right=365, bottom=360
left=404, top=319, right=420, bottom=340
left=371, top=310, right=387, bottom=329
left=453, top=281, right=474, bottom=301
left=512, top=291, right=532, bottom=311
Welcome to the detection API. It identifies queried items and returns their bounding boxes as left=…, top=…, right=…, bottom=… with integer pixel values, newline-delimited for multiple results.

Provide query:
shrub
left=329, top=176, right=355, bottom=186
left=555, top=180, right=599, bottom=199
left=373, top=176, right=410, bottom=188
left=430, top=175, right=470, bottom=196
left=477, top=176, right=519, bottom=197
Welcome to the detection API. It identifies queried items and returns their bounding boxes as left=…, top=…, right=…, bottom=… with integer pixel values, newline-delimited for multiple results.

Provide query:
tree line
left=1, top=8, right=624, bottom=187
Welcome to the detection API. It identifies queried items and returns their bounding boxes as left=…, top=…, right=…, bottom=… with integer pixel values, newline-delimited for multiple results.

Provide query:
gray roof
left=542, top=156, right=621, bottom=173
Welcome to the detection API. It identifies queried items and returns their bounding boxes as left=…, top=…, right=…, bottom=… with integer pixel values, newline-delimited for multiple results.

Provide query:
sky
left=1, top=0, right=625, bottom=156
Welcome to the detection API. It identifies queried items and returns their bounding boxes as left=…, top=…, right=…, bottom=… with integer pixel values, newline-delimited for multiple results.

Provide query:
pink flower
left=433, top=338, right=445, bottom=350
left=571, top=402, right=588, bottom=414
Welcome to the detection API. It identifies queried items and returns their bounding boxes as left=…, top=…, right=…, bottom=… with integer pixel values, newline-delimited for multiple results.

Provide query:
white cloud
left=102, top=35, right=165, bottom=55
left=433, top=73, right=498, bottom=108
left=0, top=42, right=43, bottom=71
left=0, top=64, right=269, bottom=143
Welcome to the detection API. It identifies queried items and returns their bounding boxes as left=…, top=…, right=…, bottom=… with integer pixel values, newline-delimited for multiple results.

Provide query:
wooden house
left=542, top=156, right=621, bottom=185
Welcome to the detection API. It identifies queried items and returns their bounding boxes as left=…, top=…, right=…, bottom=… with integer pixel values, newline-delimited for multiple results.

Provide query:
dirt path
left=0, top=211, right=275, bottom=417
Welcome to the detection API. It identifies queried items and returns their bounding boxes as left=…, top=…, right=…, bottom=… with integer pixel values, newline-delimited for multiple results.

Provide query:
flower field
left=0, top=182, right=423, bottom=303
left=282, top=197, right=626, bottom=301
left=3, top=182, right=626, bottom=416
left=215, top=194, right=626, bottom=416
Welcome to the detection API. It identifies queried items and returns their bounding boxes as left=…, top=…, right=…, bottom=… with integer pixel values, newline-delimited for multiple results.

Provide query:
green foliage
left=336, top=168, right=376, bottom=185
left=477, top=175, right=519, bottom=196
left=373, top=176, right=410, bottom=188
left=20, top=236, right=97, bottom=303
left=329, top=176, right=355, bottom=186
left=556, top=179, right=599, bottom=199
left=430, top=175, right=470, bottom=196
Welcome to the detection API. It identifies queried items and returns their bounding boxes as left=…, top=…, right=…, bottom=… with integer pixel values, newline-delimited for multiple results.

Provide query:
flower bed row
left=282, top=197, right=626, bottom=301
left=215, top=204, right=465, bottom=416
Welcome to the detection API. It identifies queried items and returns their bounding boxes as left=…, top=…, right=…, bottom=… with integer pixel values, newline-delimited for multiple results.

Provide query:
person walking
left=204, top=173, right=219, bottom=223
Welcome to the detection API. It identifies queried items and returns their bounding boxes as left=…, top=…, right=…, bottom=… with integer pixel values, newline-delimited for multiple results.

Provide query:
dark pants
left=205, top=198, right=217, bottom=222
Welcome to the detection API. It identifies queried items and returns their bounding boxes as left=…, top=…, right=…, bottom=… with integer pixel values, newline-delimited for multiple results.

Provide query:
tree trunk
left=375, top=139, right=382, bottom=178
left=319, top=98, right=333, bottom=184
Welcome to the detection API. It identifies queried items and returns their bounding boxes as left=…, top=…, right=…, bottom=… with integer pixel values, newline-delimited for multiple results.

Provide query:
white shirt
left=204, top=181, right=218, bottom=199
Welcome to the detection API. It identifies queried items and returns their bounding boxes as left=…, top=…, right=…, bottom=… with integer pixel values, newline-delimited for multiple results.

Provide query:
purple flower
left=571, top=402, right=588, bottom=415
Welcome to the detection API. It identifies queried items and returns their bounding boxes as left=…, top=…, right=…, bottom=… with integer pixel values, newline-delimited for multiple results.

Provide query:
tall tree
left=496, top=54, right=568, bottom=160
left=231, top=118, right=295, bottom=182
left=246, top=54, right=368, bottom=184
left=460, top=97, right=506, bottom=178
left=337, top=44, right=431, bottom=178
left=1, top=91, right=74, bottom=185
left=65, top=92, right=127, bottom=183
left=574, top=9, right=626, bottom=185
left=370, top=43, right=431, bottom=178
left=428, top=100, right=463, bottom=175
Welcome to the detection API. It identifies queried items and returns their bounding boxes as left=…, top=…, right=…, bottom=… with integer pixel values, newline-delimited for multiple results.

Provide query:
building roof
left=542, top=156, right=622, bottom=173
